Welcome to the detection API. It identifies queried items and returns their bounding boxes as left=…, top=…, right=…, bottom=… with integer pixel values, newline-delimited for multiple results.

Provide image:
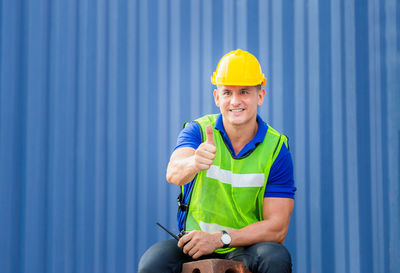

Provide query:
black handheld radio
left=156, top=222, right=187, bottom=241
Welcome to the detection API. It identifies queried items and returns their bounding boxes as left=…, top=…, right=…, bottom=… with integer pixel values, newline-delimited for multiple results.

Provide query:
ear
left=257, top=88, right=266, bottom=106
left=213, top=89, right=220, bottom=107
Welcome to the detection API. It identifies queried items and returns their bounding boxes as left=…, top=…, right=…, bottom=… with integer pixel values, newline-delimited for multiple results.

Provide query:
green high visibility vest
left=182, top=114, right=288, bottom=253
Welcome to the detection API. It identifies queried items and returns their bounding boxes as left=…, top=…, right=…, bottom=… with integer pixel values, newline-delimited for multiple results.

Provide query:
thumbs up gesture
left=193, top=125, right=217, bottom=172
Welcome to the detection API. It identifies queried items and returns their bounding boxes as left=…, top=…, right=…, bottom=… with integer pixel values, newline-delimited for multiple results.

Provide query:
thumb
left=205, top=125, right=215, bottom=146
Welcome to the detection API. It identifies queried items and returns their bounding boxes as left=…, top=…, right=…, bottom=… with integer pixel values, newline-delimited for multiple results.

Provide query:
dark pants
left=138, top=239, right=292, bottom=273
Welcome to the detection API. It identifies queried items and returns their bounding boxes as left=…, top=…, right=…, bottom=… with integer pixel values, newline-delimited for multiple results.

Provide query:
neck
left=223, top=117, right=258, bottom=154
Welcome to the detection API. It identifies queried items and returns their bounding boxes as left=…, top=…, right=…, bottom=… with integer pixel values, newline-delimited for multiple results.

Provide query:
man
left=139, top=49, right=295, bottom=273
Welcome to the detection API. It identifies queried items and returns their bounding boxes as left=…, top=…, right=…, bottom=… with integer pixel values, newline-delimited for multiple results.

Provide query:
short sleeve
left=173, top=122, right=202, bottom=151
left=264, top=143, right=296, bottom=199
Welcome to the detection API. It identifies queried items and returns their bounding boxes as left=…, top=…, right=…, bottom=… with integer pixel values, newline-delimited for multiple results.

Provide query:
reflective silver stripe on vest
left=199, top=221, right=235, bottom=233
left=206, top=165, right=265, bottom=187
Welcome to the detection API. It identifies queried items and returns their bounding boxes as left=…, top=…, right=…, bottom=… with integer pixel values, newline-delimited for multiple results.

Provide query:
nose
left=230, top=92, right=241, bottom=106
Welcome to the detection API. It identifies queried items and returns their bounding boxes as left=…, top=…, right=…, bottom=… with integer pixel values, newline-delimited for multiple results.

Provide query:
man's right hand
left=193, top=125, right=216, bottom=171
left=166, top=125, right=217, bottom=185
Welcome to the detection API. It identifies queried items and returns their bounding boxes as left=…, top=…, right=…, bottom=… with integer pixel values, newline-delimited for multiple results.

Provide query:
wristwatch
left=220, top=230, right=232, bottom=248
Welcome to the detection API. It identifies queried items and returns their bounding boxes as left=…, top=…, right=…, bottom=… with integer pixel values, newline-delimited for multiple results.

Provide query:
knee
left=254, top=242, right=292, bottom=271
left=138, top=239, right=186, bottom=273
left=138, top=240, right=172, bottom=273
left=138, top=250, right=155, bottom=273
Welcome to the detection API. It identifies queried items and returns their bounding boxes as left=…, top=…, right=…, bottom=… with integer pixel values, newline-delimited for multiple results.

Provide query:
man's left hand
left=177, top=230, right=222, bottom=259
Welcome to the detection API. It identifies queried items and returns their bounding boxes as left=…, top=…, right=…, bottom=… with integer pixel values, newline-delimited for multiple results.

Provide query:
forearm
left=228, top=219, right=288, bottom=247
left=166, top=155, right=199, bottom=186
left=227, top=197, right=294, bottom=247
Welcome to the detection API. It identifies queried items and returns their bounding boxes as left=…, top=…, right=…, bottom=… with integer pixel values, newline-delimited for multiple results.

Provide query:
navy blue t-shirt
left=174, top=114, right=296, bottom=231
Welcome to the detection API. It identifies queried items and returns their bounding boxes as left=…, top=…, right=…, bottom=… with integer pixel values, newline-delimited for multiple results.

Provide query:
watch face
left=221, top=233, right=231, bottom=244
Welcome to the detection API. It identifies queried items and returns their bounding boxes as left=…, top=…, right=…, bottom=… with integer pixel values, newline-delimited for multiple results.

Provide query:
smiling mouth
left=230, top=109, right=244, bottom=112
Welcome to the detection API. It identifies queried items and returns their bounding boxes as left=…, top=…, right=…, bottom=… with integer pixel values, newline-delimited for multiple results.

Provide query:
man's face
left=213, top=85, right=265, bottom=128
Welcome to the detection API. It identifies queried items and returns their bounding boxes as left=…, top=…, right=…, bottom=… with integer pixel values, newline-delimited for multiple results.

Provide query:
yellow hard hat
left=211, top=49, right=266, bottom=86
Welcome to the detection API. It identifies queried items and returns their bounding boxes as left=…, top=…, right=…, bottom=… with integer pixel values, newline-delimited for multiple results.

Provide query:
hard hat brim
left=211, top=74, right=266, bottom=87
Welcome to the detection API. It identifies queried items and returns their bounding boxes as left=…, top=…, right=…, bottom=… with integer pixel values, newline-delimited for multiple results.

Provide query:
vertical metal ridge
left=379, top=0, right=391, bottom=270
left=156, top=0, right=169, bottom=237
left=137, top=0, right=150, bottom=259
left=179, top=0, right=191, bottom=123
left=368, top=0, right=385, bottom=272
left=271, top=0, right=283, bottom=130
left=201, top=0, right=213, bottom=115
left=115, top=0, right=128, bottom=268
left=17, top=1, right=28, bottom=272
left=236, top=0, right=247, bottom=50
left=246, top=0, right=258, bottom=56
left=281, top=0, right=296, bottom=259
left=303, top=2, right=312, bottom=272
left=282, top=0, right=295, bottom=138
left=24, top=0, right=51, bottom=272
left=190, top=0, right=202, bottom=120
left=331, top=0, right=346, bottom=272
left=125, top=0, right=138, bottom=271
left=319, top=0, right=335, bottom=271
left=223, top=0, right=234, bottom=54
left=258, top=0, right=269, bottom=119
left=75, top=0, right=88, bottom=271
left=93, top=0, right=107, bottom=271
left=266, top=0, right=273, bottom=122
left=293, top=1, right=307, bottom=272
left=355, top=0, right=373, bottom=270
left=339, top=1, right=352, bottom=272
left=344, top=1, right=362, bottom=272
left=189, top=0, right=201, bottom=119
left=212, top=0, right=223, bottom=67
left=308, top=1, right=322, bottom=273
left=106, top=0, right=119, bottom=271
left=385, top=1, right=400, bottom=272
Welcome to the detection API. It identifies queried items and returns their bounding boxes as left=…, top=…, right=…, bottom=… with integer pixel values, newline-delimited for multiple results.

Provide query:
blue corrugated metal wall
left=1, top=0, right=399, bottom=272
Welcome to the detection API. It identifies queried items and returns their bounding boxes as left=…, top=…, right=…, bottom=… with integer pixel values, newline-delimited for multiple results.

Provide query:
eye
left=223, top=90, right=231, bottom=96
left=241, top=90, right=249, bottom=95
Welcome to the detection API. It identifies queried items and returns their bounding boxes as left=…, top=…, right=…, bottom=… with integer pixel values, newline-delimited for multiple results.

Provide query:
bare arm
left=227, top=197, right=294, bottom=246
left=178, top=197, right=294, bottom=259
left=166, top=147, right=198, bottom=186
left=166, top=125, right=216, bottom=186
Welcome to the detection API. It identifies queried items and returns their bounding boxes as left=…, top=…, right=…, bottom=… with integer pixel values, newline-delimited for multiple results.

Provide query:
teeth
left=231, top=109, right=243, bottom=112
